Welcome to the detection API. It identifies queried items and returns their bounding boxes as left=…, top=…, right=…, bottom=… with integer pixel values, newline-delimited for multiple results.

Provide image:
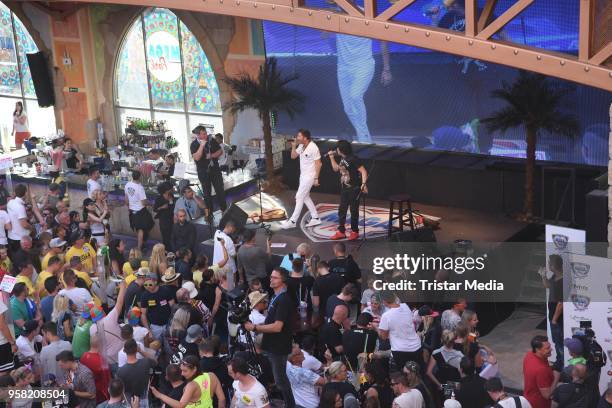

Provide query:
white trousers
left=289, top=176, right=319, bottom=223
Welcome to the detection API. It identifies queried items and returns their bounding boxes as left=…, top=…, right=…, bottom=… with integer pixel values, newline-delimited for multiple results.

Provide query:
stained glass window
left=115, top=8, right=223, bottom=160
left=0, top=1, right=55, bottom=146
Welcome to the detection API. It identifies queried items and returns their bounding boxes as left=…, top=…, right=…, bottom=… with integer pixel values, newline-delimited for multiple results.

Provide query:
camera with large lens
left=223, top=284, right=251, bottom=325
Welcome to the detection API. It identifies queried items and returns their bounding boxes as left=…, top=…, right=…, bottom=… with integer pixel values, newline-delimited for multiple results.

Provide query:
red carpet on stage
left=300, top=203, right=431, bottom=242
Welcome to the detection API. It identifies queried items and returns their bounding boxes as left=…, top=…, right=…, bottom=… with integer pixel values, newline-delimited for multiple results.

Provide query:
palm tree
left=224, top=58, right=304, bottom=190
left=483, top=71, right=579, bottom=220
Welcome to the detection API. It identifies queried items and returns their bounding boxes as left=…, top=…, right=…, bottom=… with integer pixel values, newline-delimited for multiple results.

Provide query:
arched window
left=0, top=2, right=55, bottom=148
left=115, top=8, right=223, bottom=161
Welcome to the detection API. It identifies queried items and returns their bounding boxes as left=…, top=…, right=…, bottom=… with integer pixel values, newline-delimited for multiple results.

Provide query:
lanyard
left=268, top=288, right=286, bottom=312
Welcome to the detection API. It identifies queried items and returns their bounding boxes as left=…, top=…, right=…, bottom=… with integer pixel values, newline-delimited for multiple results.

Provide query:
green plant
left=224, top=58, right=305, bottom=189
left=483, top=71, right=579, bottom=219
left=166, top=136, right=178, bottom=150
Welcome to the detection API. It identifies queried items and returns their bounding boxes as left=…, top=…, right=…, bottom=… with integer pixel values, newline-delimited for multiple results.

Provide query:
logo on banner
left=146, top=31, right=182, bottom=83
left=571, top=294, right=590, bottom=311
left=570, top=262, right=590, bottom=279
left=552, top=234, right=569, bottom=250
left=608, top=317, right=612, bottom=330
left=608, top=284, right=612, bottom=297
left=607, top=350, right=612, bottom=362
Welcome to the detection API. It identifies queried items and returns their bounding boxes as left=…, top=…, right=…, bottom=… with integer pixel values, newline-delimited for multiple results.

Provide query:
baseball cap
left=182, top=281, right=198, bottom=299
left=564, top=338, right=584, bottom=355
left=135, top=267, right=149, bottom=277
left=185, top=325, right=204, bottom=343
left=49, top=237, right=67, bottom=248
left=145, top=272, right=158, bottom=281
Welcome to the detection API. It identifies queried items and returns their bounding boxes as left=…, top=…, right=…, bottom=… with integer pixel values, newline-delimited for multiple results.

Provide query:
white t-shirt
left=16, top=334, right=42, bottom=359
left=392, top=388, right=424, bottom=408
left=240, top=310, right=265, bottom=343
left=286, top=362, right=321, bottom=408
left=7, top=197, right=28, bottom=241
left=59, top=287, right=92, bottom=312
left=302, top=350, right=322, bottom=372
left=232, top=377, right=269, bottom=407
left=87, top=179, right=102, bottom=199
left=0, top=209, right=10, bottom=245
left=379, top=304, right=421, bottom=352
left=494, top=396, right=532, bottom=408
left=0, top=299, right=7, bottom=344
left=296, top=142, right=320, bottom=179
left=125, top=181, right=146, bottom=212
left=118, top=341, right=145, bottom=367
left=213, top=230, right=236, bottom=288
left=131, top=325, right=150, bottom=344
left=13, top=113, right=28, bottom=133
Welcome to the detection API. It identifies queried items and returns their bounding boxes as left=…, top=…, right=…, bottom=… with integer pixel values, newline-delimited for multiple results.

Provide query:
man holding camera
left=190, top=126, right=227, bottom=213
left=244, top=268, right=295, bottom=408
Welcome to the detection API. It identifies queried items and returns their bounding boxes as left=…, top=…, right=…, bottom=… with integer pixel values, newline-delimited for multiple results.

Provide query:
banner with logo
left=544, top=225, right=585, bottom=364
left=564, top=253, right=610, bottom=393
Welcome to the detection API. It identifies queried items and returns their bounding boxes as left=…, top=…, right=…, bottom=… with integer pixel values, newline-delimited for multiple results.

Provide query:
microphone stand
left=354, top=159, right=376, bottom=252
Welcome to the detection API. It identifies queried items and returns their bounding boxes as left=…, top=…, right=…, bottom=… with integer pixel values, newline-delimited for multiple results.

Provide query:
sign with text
left=0, top=275, right=16, bottom=293
left=146, top=31, right=182, bottom=83
left=0, top=154, right=14, bottom=171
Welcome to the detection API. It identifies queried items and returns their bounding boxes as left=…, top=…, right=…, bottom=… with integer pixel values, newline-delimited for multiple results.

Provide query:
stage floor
left=233, top=190, right=527, bottom=261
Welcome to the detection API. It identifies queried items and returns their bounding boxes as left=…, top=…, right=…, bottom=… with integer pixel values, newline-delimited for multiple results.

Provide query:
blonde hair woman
left=149, top=243, right=167, bottom=277
left=163, top=307, right=190, bottom=356
left=52, top=294, right=75, bottom=341
left=426, top=329, right=463, bottom=394
left=322, top=361, right=358, bottom=400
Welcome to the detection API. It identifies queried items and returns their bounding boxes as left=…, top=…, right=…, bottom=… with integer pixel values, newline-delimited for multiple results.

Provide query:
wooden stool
left=388, top=193, right=415, bottom=238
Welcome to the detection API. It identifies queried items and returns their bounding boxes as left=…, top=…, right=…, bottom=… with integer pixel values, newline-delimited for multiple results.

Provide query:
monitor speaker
left=390, top=227, right=437, bottom=243
left=26, top=52, right=54, bottom=107
left=219, top=203, right=248, bottom=231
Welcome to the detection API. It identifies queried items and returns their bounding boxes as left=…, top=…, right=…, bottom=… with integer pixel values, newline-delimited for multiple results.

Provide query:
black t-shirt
left=117, top=358, right=155, bottom=398
left=548, top=276, right=564, bottom=321
left=199, top=356, right=233, bottom=389
left=328, top=256, right=361, bottom=285
left=190, top=137, right=221, bottom=175
left=319, top=319, right=343, bottom=360
left=598, top=397, right=612, bottom=408
left=261, top=290, right=294, bottom=355
left=338, top=155, right=363, bottom=190
left=139, top=286, right=173, bottom=325
left=64, top=148, right=79, bottom=169
left=170, top=338, right=200, bottom=365
left=163, top=382, right=186, bottom=403
left=552, top=383, right=591, bottom=408
left=124, top=281, right=143, bottom=316
left=325, top=296, right=349, bottom=319
left=456, top=375, right=493, bottom=408
left=287, top=275, right=314, bottom=310
left=234, top=351, right=274, bottom=389
left=153, top=196, right=174, bottom=222
left=342, top=327, right=378, bottom=369
left=197, top=283, right=217, bottom=311
left=312, top=273, right=344, bottom=315
left=322, top=381, right=357, bottom=401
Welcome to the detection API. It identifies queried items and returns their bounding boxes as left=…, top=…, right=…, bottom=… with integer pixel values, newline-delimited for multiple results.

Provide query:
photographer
left=214, top=221, right=237, bottom=289
left=244, top=268, right=296, bottom=408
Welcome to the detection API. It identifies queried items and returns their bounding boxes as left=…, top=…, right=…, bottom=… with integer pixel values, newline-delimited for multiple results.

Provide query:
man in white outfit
left=280, top=129, right=322, bottom=229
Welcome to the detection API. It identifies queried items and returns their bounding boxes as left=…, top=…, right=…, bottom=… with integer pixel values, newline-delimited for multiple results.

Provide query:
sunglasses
left=144, top=282, right=156, bottom=287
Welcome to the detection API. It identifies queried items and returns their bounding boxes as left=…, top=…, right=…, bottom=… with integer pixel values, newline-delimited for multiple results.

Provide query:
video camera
left=222, top=284, right=251, bottom=326
left=573, top=320, right=606, bottom=370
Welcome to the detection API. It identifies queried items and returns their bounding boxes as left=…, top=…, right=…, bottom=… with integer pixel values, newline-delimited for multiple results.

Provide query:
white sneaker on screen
left=279, top=219, right=296, bottom=229
left=306, top=218, right=321, bottom=227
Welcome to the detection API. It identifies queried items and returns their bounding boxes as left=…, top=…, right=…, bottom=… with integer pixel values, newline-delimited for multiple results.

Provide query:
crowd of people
left=0, top=133, right=609, bottom=408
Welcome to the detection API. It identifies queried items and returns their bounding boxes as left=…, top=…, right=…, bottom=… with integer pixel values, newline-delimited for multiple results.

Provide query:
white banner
left=564, top=253, right=611, bottom=393
left=544, top=225, right=585, bottom=365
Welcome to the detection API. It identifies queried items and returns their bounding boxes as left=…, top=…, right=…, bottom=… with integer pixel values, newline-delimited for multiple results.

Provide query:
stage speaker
left=26, top=52, right=54, bottom=107
left=219, top=203, right=248, bottom=231
left=585, top=189, right=607, bottom=242
left=390, top=227, right=437, bottom=243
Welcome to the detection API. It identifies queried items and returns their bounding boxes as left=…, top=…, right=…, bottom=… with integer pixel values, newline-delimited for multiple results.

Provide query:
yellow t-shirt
left=36, top=270, right=54, bottom=298
left=123, top=260, right=149, bottom=285
left=60, top=270, right=93, bottom=289
left=41, top=252, right=65, bottom=271
left=65, top=244, right=96, bottom=273
left=15, top=275, right=35, bottom=297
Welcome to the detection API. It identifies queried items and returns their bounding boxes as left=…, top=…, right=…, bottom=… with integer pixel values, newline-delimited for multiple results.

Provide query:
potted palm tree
left=224, top=57, right=304, bottom=192
left=483, top=71, right=579, bottom=220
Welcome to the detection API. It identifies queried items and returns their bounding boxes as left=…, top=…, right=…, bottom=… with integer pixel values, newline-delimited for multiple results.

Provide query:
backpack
left=433, top=351, right=461, bottom=383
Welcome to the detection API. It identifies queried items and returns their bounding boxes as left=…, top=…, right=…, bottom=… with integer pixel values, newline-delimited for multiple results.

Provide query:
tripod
left=355, top=159, right=376, bottom=252
left=252, top=170, right=271, bottom=235
left=230, top=323, right=263, bottom=378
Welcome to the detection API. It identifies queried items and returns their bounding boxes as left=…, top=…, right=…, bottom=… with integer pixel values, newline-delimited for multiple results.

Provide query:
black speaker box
left=390, top=227, right=437, bottom=243
left=585, top=189, right=607, bottom=242
left=219, top=203, right=248, bottom=231
left=26, top=52, right=54, bottom=107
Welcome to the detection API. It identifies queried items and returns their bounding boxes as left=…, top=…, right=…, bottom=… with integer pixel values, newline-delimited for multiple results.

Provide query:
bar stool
left=388, top=193, right=415, bottom=238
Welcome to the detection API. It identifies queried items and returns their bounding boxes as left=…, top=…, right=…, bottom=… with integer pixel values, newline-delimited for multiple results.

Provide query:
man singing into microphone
left=328, top=140, right=368, bottom=241
left=280, top=129, right=322, bottom=229
left=190, top=126, right=227, bottom=214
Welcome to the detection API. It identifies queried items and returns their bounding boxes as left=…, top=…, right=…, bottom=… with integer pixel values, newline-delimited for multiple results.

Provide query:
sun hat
left=248, top=291, right=268, bottom=309
left=182, top=281, right=198, bottom=299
